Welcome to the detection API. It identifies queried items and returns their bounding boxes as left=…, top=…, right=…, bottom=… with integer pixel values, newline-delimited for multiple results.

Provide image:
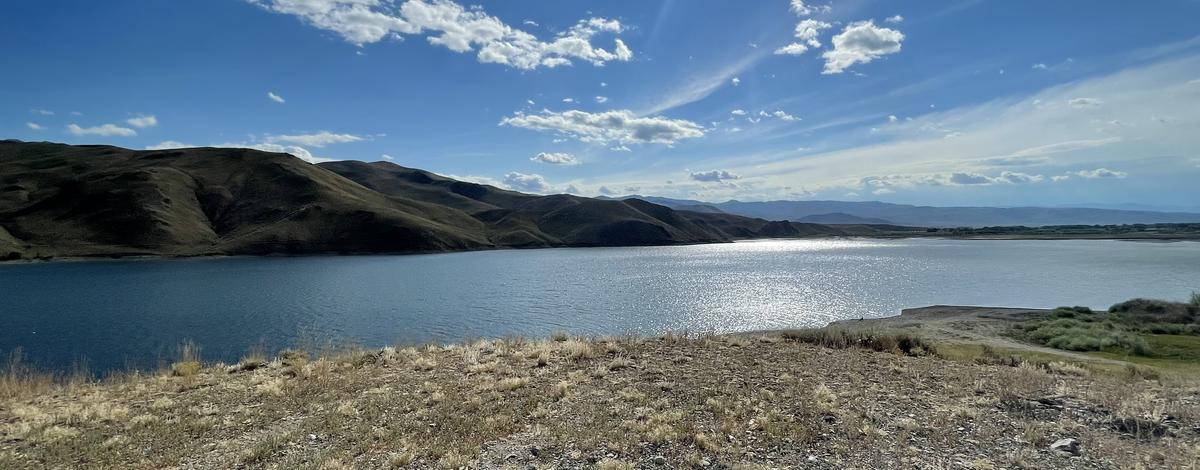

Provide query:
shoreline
left=3, top=233, right=1197, bottom=266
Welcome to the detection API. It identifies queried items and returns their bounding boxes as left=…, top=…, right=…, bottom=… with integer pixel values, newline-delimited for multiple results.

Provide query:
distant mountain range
left=603, top=196, right=1200, bottom=228
left=0, top=141, right=909, bottom=260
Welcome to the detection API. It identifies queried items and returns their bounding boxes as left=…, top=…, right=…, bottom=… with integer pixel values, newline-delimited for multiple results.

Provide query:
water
left=1, top=238, right=1197, bottom=373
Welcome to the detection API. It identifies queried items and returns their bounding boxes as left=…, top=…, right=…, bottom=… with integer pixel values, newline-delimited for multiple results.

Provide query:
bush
left=1191, top=291, right=1200, bottom=307
left=1022, top=317, right=1153, bottom=356
left=781, top=329, right=936, bottom=357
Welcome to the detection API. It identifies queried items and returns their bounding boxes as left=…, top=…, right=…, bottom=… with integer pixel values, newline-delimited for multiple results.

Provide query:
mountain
left=607, top=196, right=1200, bottom=228
left=797, top=212, right=893, bottom=225
left=0, top=141, right=901, bottom=260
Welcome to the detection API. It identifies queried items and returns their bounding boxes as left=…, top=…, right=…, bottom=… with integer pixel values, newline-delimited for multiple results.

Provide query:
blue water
left=1, top=238, right=1197, bottom=373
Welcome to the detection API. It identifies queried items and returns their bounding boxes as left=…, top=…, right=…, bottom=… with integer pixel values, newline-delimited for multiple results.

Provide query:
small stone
left=1050, top=438, right=1080, bottom=455
left=698, top=459, right=711, bottom=467
left=529, top=446, right=541, bottom=457
left=308, top=434, right=317, bottom=441
left=652, top=455, right=666, bottom=465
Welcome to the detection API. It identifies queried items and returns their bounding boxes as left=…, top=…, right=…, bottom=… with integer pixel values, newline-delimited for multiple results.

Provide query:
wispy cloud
left=67, top=123, right=136, bottom=137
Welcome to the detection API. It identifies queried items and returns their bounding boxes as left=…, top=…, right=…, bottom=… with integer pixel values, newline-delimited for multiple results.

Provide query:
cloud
left=788, top=0, right=830, bottom=16
left=775, top=19, right=832, bottom=56
left=885, top=15, right=903, bottom=23
left=730, top=109, right=747, bottom=116
left=1032, top=63, right=1048, bottom=70
left=267, top=91, right=286, bottom=103
left=265, top=131, right=364, bottom=147
left=948, top=172, right=993, bottom=185
left=690, top=169, right=741, bottom=182
left=770, top=110, right=799, bottom=121
left=503, top=172, right=551, bottom=193
left=597, top=185, right=616, bottom=195
left=145, top=141, right=194, bottom=150
left=530, top=152, right=578, bottom=165
left=25, top=122, right=45, bottom=130
left=67, top=123, right=137, bottom=137
left=1068, top=97, right=1103, bottom=108
left=381, top=154, right=394, bottom=161
left=125, top=115, right=158, bottom=128
left=594, top=96, right=608, bottom=103
left=500, top=109, right=705, bottom=146
left=249, top=0, right=632, bottom=70
left=731, top=77, right=741, bottom=86
left=822, top=20, right=904, bottom=74
left=31, top=109, right=54, bottom=116
left=1074, top=168, right=1127, bottom=179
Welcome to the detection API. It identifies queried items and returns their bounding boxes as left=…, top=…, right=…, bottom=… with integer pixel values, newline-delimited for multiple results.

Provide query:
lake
left=2, top=238, right=1198, bottom=373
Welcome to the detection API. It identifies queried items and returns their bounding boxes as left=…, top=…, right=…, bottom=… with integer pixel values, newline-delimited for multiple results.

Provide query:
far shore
left=4, top=232, right=1197, bottom=265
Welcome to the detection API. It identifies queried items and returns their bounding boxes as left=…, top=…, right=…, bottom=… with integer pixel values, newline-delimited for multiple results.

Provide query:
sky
left=4, top=0, right=1200, bottom=209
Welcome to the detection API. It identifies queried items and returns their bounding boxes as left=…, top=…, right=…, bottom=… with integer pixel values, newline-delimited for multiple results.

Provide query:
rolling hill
left=0, top=141, right=903, bottom=260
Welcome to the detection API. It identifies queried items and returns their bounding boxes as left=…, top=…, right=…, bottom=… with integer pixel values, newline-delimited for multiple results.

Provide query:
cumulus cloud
left=948, top=172, right=993, bottom=185
left=67, top=123, right=137, bottom=137
left=730, top=109, right=747, bottom=116
left=500, top=109, right=705, bottom=146
left=774, top=19, right=832, bottom=56
left=381, top=154, right=395, bottom=161
left=503, top=172, right=551, bottom=193
left=530, top=152, right=578, bottom=165
left=267, top=91, right=286, bottom=103
left=690, top=169, right=741, bottom=182
left=1032, top=63, right=1048, bottom=70
left=861, top=170, right=1046, bottom=192
left=770, top=110, right=799, bottom=121
left=594, top=96, right=608, bottom=103
left=1068, top=97, right=1104, bottom=108
left=249, top=0, right=632, bottom=70
left=822, top=20, right=904, bottom=74
left=265, top=131, right=364, bottom=147
left=885, top=15, right=903, bottom=23
left=26, top=122, right=45, bottom=130
left=788, top=0, right=829, bottom=16
left=731, top=77, right=741, bottom=86
left=126, top=115, right=158, bottom=128
left=1073, top=168, right=1127, bottom=179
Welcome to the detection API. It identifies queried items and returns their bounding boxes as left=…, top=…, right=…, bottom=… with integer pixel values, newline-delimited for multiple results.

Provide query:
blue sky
left=4, top=1, right=1200, bottom=209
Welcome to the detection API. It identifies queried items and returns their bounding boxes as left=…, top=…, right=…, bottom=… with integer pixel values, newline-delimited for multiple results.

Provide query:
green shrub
left=1191, top=291, right=1200, bottom=307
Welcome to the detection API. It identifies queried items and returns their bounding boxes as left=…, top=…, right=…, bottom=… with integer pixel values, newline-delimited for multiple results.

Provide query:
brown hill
left=0, top=141, right=896, bottom=260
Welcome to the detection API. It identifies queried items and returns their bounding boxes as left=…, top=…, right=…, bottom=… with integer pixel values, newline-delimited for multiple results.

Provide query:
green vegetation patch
left=780, top=329, right=937, bottom=356
left=1020, top=298, right=1200, bottom=357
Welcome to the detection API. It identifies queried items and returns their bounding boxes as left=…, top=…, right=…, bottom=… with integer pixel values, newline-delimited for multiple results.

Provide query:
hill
left=609, top=196, right=1200, bottom=228
left=0, top=141, right=894, bottom=260
left=796, top=212, right=893, bottom=225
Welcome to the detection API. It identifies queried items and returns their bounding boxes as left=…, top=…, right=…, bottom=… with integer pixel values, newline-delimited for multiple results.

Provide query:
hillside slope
left=0, top=141, right=880, bottom=260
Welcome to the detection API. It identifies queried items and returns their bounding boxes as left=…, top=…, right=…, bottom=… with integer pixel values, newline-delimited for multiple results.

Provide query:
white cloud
left=562, top=98, right=575, bottom=103
left=1068, top=97, right=1104, bottom=108
left=775, top=19, right=832, bottom=56
left=250, top=0, right=632, bottom=70
left=125, top=115, right=158, bottom=128
left=822, top=21, right=904, bottom=74
left=67, top=123, right=137, bottom=137
left=730, top=109, right=747, bottom=116
left=600, top=81, right=608, bottom=87
left=597, top=185, right=617, bottom=195
left=381, top=153, right=395, bottom=161
left=888, top=115, right=898, bottom=123
left=265, top=131, right=364, bottom=147
left=25, top=122, right=45, bottom=130
left=788, top=0, right=830, bottom=16
left=500, top=109, right=705, bottom=146
left=731, top=77, right=741, bottom=86
left=530, top=152, right=578, bottom=165
left=267, top=91, right=285, bottom=103
left=1032, top=63, right=1048, bottom=70
left=145, top=141, right=194, bottom=150
left=31, top=109, right=54, bottom=116
left=1051, top=175, right=1071, bottom=182
left=885, top=15, right=904, bottom=23
left=503, top=172, right=551, bottom=193
left=771, top=110, right=799, bottom=121
left=594, top=95, right=608, bottom=103
left=1073, top=168, right=1127, bottom=179
left=690, top=170, right=741, bottom=182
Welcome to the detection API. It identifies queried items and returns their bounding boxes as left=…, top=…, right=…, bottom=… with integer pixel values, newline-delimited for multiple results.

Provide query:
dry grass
left=1, top=334, right=1197, bottom=469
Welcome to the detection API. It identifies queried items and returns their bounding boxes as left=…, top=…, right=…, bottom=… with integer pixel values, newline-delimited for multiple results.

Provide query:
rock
left=698, top=458, right=711, bottom=467
left=529, top=446, right=540, bottom=457
left=1050, top=438, right=1080, bottom=455
left=652, top=455, right=666, bottom=465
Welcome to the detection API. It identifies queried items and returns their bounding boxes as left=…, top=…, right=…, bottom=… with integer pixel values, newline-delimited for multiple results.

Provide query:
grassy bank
left=2, top=331, right=1197, bottom=469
